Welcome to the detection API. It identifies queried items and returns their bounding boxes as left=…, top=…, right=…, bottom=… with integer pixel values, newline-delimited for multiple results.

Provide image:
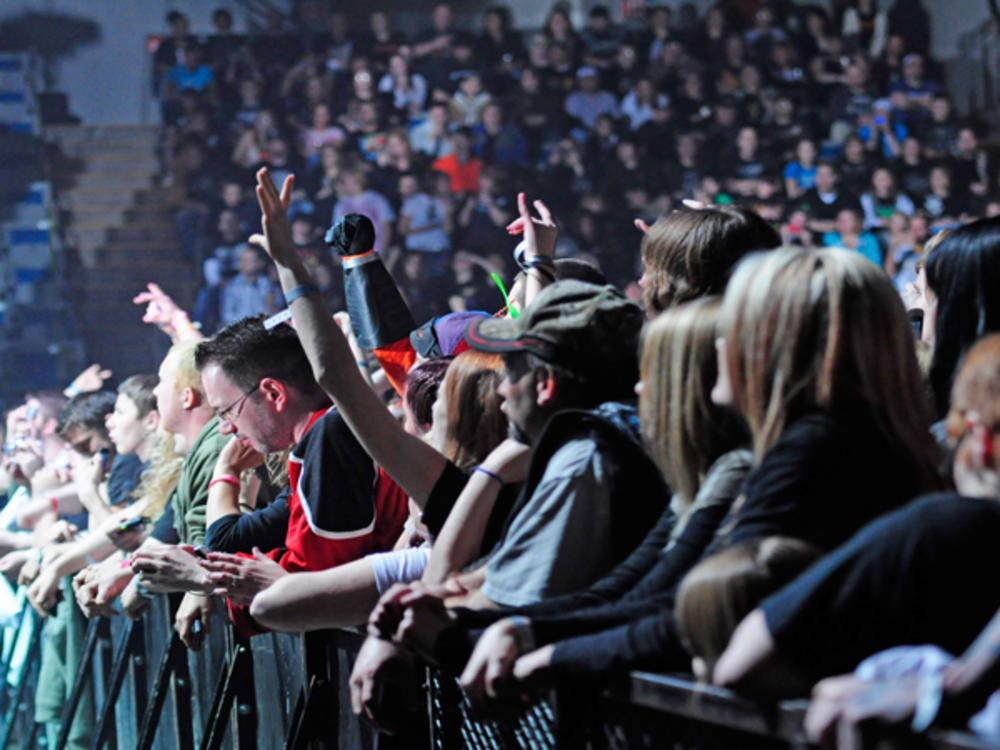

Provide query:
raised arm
left=253, top=168, right=446, bottom=505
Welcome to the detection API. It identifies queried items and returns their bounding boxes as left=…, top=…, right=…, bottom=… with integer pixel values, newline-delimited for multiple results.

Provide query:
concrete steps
left=46, top=123, right=197, bottom=376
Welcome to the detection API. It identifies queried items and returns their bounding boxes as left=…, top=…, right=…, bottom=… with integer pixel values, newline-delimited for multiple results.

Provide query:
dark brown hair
left=640, top=206, right=780, bottom=316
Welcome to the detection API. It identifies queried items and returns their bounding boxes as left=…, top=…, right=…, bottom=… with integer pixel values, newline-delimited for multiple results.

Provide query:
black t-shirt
left=797, top=188, right=863, bottom=222
left=763, top=494, right=1000, bottom=684
left=108, top=454, right=146, bottom=506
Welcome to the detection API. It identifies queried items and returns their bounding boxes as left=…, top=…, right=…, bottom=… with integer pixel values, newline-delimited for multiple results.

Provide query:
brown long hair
left=675, top=536, right=821, bottom=674
left=639, top=297, right=748, bottom=506
left=640, top=206, right=780, bottom=317
left=442, top=351, right=507, bottom=470
left=719, top=248, right=940, bottom=483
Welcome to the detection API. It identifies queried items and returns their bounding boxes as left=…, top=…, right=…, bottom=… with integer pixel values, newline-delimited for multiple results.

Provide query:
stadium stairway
left=46, top=124, right=196, bottom=376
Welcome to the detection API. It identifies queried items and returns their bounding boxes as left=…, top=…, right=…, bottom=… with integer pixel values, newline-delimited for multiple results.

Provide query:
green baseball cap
left=464, top=280, right=644, bottom=376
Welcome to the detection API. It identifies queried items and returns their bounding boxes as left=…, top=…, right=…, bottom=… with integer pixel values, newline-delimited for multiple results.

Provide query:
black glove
left=325, top=213, right=376, bottom=257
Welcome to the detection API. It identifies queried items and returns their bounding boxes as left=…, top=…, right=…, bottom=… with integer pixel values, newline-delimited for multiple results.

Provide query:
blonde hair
left=132, top=430, right=183, bottom=521
left=719, top=248, right=939, bottom=479
left=167, top=340, right=205, bottom=401
left=639, top=297, right=748, bottom=506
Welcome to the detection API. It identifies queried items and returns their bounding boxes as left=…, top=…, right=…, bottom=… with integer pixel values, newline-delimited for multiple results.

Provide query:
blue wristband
left=283, top=283, right=319, bottom=306
left=473, top=466, right=506, bottom=489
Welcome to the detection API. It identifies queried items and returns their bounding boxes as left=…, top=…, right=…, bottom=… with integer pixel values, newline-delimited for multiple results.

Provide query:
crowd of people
left=4, top=1, right=1000, bottom=748
left=152, top=0, right=996, bottom=331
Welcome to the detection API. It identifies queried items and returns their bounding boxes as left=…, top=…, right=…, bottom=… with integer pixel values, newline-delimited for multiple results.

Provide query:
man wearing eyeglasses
left=191, top=315, right=409, bottom=634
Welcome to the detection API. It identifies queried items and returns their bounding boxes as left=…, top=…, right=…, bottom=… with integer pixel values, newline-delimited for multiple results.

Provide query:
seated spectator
left=861, top=166, right=915, bottom=231
left=796, top=161, right=864, bottom=234
left=299, top=103, right=347, bottom=162
left=918, top=163, right=968, bottom=224
left=896, top=134, right=932, bottom=197
left=332, top=168, right=396, bottom=254
left=203, top=208, right=251, bottom=286
left=408, top=102, right=454, bottom=160
left=378, top=54, right=428, bottom=119
left=919, top=94, right=958, bottom=158
left=620, top=77, right=667, bottom=132
left=950, top=126, right=991, bottom=197
left=564, top=67, right=620, bottom=131
left=889, top=53, right=941, bottom=126
left=216, top=245, right=281, bottom=328
left=450, top=72, right=491, bottom=127
left=783, top=138, right=819, bottom=200
left=232, top=109, right=281, bottom=170
left=432, top=129, right=481, bottom=194
left=580, top=6, right=624, bottom=70
left=724, top=126, right=775, bottom=199
left=472, top=102, right=528, bottom=167
left=822, top=208, right=883, bottom=265
left=397, top=172, right=452, bottom=277
left=883, top=212, right=921, bottom=291
left=859, top=98, right=906, bottom=159
left=838, top=134, right=873, bottom=196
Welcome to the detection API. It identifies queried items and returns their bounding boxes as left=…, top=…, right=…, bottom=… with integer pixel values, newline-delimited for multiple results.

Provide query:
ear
left=144, top=410, right=160, bottom=432
left=535, top=367, right=558, bottom=407
left=41, top=417, right=58, bottom=437
left=258, top=378, right=289, bottom=410
left=181, top=386, right=201, bottom=411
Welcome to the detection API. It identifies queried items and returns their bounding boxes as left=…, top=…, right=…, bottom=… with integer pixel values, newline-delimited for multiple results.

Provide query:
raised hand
left=253, top=167, right=297, bottom=267
left=67, top=363, right=111, bottom=395
left=505, top=193, right=558, bottom=260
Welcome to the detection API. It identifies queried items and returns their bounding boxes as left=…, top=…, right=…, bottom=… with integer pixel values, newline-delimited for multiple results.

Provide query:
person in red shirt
left=432, top=129, right=481, bottom=194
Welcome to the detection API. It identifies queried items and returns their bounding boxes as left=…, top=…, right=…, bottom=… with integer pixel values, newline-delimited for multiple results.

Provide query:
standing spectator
left=332, top=169, right=396, bottom=253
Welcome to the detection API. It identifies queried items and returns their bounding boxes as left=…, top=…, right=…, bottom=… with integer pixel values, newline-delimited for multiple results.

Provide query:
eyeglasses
left=216, top=384, right=258, bottom=426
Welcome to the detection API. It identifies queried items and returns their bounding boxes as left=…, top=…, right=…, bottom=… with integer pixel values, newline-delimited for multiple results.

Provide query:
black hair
left=926, top=216, right=1000, bottom=416
left=195, top=316, right=331, bottom=408
left=57, top=391, right=116, bottom=442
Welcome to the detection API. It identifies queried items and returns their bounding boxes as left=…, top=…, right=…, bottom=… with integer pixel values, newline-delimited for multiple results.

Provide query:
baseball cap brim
left=464, top=316, right=558, bottom=361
